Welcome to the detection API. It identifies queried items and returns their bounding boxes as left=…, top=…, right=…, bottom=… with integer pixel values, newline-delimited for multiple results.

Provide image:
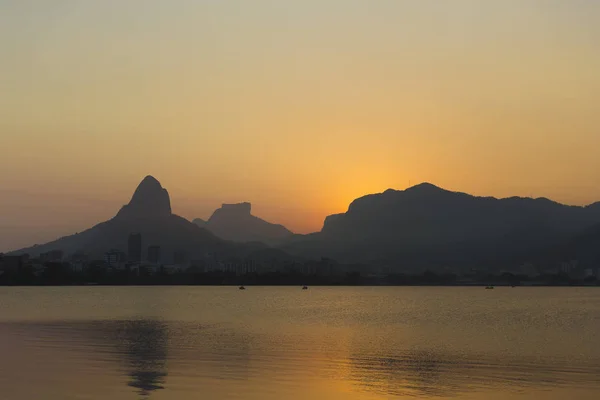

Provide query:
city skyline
left=2, top=1, right=600, bottom=251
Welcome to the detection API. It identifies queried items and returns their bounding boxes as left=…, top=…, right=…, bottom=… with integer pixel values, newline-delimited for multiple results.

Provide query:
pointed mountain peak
left=117, top=175, right=171, bottom=218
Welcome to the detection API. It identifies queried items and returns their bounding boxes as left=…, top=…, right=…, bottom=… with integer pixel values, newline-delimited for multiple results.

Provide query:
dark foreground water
left=0, top=287, right=599, bottom=400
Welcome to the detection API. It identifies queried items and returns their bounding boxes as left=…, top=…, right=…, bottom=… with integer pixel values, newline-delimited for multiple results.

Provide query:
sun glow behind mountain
left=1, top=1, right=600, bottom=251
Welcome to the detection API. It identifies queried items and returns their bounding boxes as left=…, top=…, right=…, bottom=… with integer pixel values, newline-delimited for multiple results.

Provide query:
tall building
left=128, top=233, right=142, bottom=263
left=148, top=245, right=161, bottom=264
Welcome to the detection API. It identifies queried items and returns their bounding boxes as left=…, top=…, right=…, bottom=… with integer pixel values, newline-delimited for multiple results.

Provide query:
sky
left=1, top=0, right=600, bottom=251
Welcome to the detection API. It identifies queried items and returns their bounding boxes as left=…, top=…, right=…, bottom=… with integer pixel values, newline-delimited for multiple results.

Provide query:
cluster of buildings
left=0, top=233, right=343, bottom=278
left=0, top=233, right=175, bottom=278
left=515, top=260, right=600, bottom=280
left=101, top=233, right=163, bottom=272
left=1, top=233, right=598, bottom=283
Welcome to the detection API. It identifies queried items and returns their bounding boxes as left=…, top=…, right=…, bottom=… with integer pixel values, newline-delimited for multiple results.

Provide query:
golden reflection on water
left=0, top=287, right=599, bottom=400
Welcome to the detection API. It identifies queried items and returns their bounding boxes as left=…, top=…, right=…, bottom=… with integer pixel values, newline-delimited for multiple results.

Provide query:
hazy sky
left=2, top=0, right=600, bottom=251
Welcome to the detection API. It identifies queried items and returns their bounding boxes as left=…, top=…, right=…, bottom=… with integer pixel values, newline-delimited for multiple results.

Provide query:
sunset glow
left=2, top=0, right=600, bottom=251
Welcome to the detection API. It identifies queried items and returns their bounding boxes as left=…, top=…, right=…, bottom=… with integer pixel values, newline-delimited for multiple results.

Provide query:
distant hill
left=281, top=183, right=600, bottom=270
left=194, top=202, right=293, bottom=245
left=11, top=176, right=240, bottom=262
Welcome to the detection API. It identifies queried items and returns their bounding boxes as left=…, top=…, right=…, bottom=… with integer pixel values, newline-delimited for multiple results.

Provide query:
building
left=190, top=258, right=218, bottom=273
left=173, top=251, right=187, bottom=266
left=128, top=233, right=142, bottom=263
left=163, top=264, right=185, bottom=275
left=69, top=252, right=89, bottom=273
left=69, top=251, right=89, bottom=262
left=148, top=245, right=161, bottom=264
left=40, top=250, right=64, bottom=263
left=226, top=259, right=256, bottom=276
left=104, top=250, right=127, bottom=268
left=140, top=263, right=160, bottom=275
left=584, top=269, right=595, bottom=278
left=560, top=260, right=578, bottom=275
left=71, top=261, right=86, bottom=273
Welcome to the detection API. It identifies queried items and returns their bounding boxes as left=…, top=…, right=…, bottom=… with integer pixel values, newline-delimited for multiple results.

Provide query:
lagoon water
left=0, top=286, right=599, bottom=400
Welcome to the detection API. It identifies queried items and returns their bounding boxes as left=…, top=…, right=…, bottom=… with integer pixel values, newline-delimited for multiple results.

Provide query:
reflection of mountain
left=14, top=319, right=170, bottom=398
left=4, top=317, right=600, bottom=398
left=5, top=319, right=256, bottom=396
left=116, top=320, right=168, bottom=397
left=78, top=319, right=169, bottom=398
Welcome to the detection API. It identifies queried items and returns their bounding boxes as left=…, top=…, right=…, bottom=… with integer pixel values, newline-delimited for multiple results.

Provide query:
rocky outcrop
left=195, top=202, right=292, bottom=244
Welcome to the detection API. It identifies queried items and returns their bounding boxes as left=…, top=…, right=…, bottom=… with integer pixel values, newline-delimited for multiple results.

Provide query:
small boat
left=239, top=285, right=246, bottom=290
left=302, top=286, right=308, bottom=290
left=485, top=286, right=494, bottom=290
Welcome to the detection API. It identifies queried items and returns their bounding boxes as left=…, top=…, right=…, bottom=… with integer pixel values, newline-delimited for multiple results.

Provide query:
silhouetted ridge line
left=280, top=182, right=600, bottom=270
left=10, top=176, right=249, bottom=262
left=194, top=202, right=292, bottom=245
left=9, top=180, right=600, bottom=273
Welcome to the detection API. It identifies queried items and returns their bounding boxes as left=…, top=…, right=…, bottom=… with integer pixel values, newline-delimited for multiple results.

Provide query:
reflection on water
left=350, top=351, right=460, bottom=397
left=3, top=319, right=169, bottom=398
left=5, top=318, right=600, bottom=399
left=115, top=320, right=168, bottom=397
left=348, top=350, right=600, bottom=397
left=0, top=287, right=599, bottom=400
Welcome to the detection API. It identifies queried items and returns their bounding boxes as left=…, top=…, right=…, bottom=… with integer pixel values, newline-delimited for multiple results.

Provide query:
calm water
left=0, top=287, right=599, bottom=400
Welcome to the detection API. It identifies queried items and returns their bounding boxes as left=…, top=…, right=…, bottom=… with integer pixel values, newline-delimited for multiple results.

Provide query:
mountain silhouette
left=12, top=176, right=234, bottom=262
left=194, top=202, right=292, bottom=245
left=281, top=183, right=600, bottom=269
left=117, top=176, right=171, bottom=218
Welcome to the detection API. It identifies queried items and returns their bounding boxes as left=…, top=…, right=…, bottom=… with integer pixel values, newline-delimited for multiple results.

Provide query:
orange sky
left=2, top=1, right=600, bottom=251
